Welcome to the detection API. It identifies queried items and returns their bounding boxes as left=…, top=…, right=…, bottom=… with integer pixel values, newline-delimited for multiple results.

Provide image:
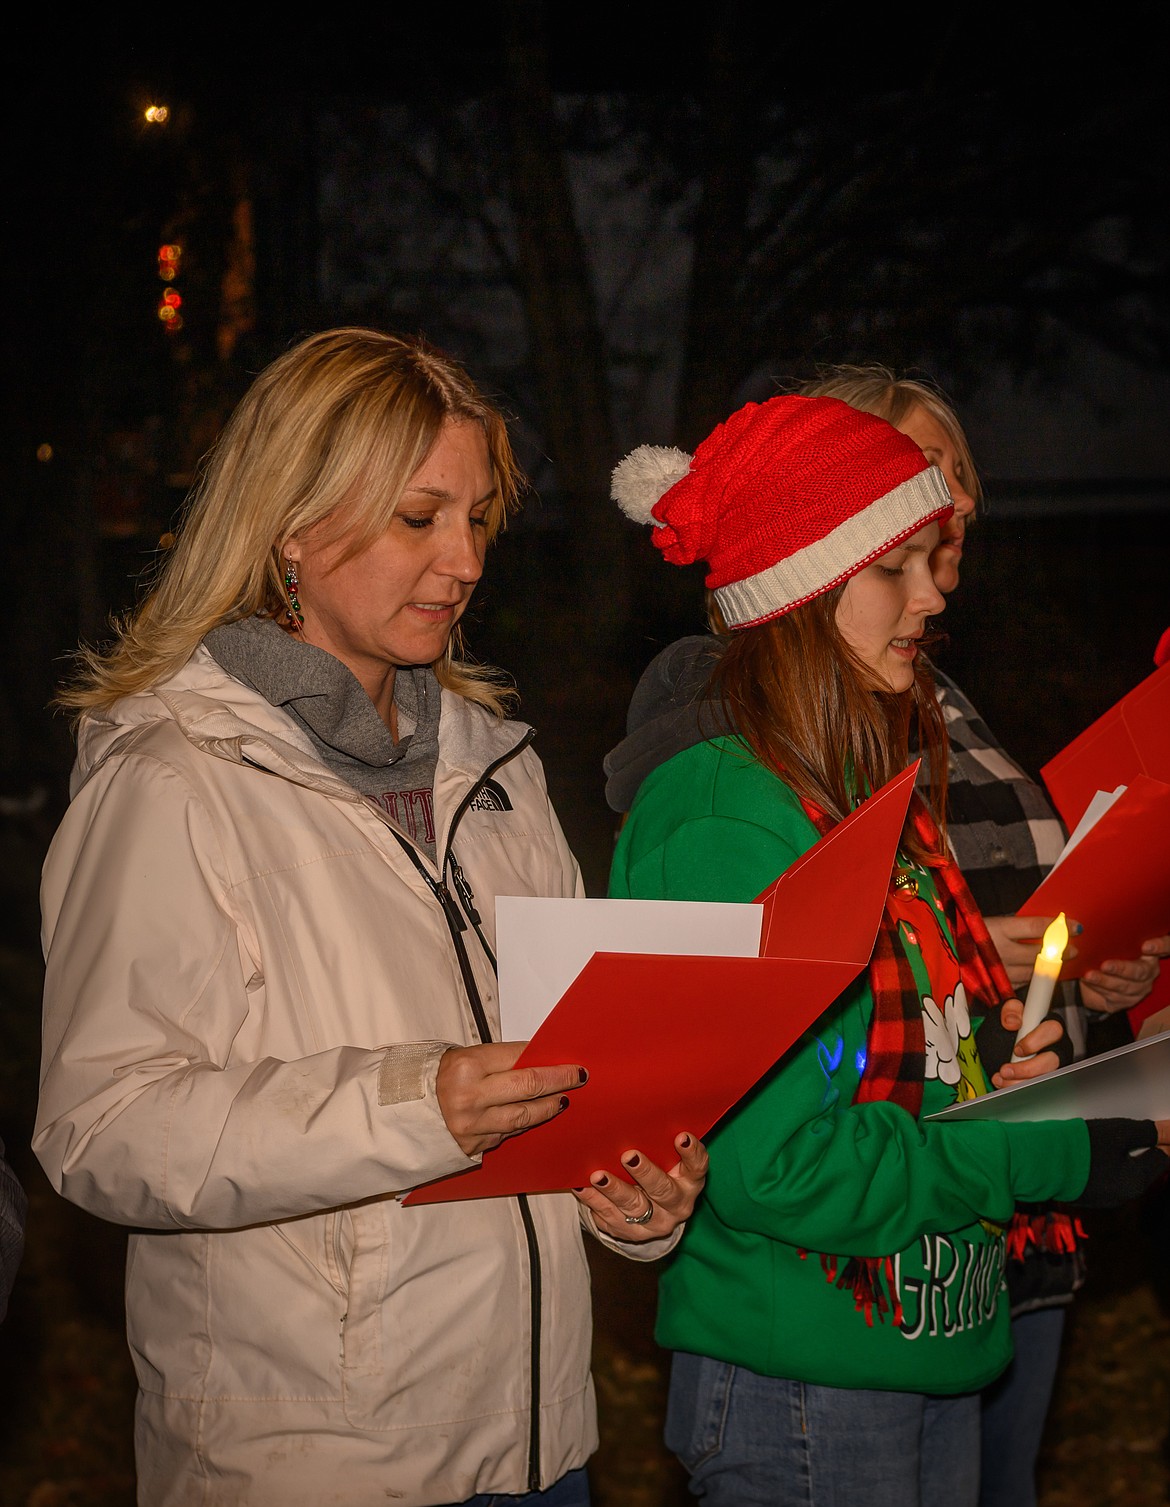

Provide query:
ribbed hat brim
left=714, top=467, right=953, bottom=628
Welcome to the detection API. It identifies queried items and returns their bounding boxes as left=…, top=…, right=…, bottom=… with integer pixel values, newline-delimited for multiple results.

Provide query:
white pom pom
left=611, top=445, right=692, bottom=525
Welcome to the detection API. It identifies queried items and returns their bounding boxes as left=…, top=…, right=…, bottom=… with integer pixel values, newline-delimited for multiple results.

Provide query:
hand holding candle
left=1014, top=912, right=1069, bottom=1057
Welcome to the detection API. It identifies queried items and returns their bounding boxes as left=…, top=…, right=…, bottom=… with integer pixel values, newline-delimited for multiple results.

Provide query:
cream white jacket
left=35, top=649, right=658, bottom=1506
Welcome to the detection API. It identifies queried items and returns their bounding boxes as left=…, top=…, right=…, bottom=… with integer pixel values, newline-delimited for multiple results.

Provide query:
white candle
left=1014, top=913, right=1070, bottom=1056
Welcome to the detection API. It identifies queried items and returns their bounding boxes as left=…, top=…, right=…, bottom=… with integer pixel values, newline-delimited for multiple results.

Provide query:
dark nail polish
left=577, top=1067, right=588, bottom=1085
left=679, top=1134, right=692, bottom=1149
left=572, top=1187, right=584, bottom=1193
left=593, top=1174, right=609, bottom=1188
left=558, top=1095, right=570, bottom=1111
left=624, top=1153, right=641, bottom=1169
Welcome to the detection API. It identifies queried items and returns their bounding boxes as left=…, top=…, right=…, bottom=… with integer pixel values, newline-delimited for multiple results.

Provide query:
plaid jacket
left=914, top=669, right=1084, bottom=1044
left=916, top=668, right=1086, bottom=1313
left=924, top=671, right=1066, bottom=917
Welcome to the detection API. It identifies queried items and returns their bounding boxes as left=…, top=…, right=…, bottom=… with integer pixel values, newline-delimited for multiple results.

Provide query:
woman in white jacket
left=35, top=329, right=706, bottom=1507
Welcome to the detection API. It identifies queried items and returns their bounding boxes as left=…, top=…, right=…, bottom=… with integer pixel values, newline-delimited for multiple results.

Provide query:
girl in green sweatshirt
left=606, top=395, right=1168, bottom=1507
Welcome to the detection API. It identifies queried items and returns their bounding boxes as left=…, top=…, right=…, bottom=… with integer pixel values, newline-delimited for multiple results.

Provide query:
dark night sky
left=4, top=7, right=1167, bottom=490
left=0, top=4, right=1166, bottom=842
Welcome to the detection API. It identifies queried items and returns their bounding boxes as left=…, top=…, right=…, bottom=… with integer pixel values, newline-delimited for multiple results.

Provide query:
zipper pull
left=449, top=857, right=482, bottom=927
left=434, top=880, right=467, bottom=933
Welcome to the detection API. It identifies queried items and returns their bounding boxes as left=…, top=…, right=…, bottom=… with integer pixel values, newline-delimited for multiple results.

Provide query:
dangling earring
left=284, top=557, right=304, bottom=627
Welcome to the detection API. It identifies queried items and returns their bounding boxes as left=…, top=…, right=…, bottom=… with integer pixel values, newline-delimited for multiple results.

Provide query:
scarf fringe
left=801, top=1249, right=903, bottom=1327
left=1005, top=1209, right=1087, bottom=1263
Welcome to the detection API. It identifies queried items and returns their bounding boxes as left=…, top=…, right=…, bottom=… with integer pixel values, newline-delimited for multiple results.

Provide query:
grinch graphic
left=887, top=885, right=990, bottom=1103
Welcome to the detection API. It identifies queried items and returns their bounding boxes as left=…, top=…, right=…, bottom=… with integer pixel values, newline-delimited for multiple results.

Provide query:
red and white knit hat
left=612, top=395, right=953, bottom=628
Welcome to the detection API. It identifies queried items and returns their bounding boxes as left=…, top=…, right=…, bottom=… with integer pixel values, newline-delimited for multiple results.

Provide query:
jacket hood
left=73, top=646, right=530, bottom=808
left=603, top=634, right=734, bottom=813
left=72, top=647, right=315, bottom=791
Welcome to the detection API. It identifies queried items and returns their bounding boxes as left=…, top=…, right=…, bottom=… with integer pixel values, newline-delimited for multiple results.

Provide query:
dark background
left=1, top=6, right=1168, bottom=1502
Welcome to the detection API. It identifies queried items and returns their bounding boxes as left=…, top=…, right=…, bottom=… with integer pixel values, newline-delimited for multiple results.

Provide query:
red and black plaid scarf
left=798, top=789, right=1030, bottom=1325
left=801, top=790, right=1014, bottom=1115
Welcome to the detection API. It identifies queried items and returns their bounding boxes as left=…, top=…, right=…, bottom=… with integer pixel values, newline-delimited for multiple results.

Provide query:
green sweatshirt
left=609, top=736, right=1091, bottom=1394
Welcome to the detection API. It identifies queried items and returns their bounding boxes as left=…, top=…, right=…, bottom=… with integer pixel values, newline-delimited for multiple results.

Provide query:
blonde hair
left=796, top=364, right=982, bottom=505
left=60, top=328, right=524, bottom=716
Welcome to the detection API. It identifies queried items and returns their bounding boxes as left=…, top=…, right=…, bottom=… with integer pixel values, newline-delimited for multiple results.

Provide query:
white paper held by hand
left=495, top=896, right=764, bottom=1041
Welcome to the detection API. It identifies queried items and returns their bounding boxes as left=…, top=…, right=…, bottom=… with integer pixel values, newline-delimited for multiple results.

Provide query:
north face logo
left=468, top=778, right=513, bottom=813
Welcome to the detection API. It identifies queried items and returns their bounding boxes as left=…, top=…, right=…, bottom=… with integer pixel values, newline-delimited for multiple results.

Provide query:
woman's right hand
left=436, top=1042, right=586, bottom=1158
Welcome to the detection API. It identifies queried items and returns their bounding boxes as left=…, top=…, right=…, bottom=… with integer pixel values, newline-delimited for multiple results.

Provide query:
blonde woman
left=35, top=329, right=706, bottom=1507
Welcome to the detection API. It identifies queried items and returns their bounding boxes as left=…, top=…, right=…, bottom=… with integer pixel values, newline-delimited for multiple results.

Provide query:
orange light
left=144, top=105, right=170, bottom=125
left=36, top=443, right=53, bottom=463
left=1016, top=911, right=1069, bottom=1047
left=1037, top=912, right=1069, bottom=973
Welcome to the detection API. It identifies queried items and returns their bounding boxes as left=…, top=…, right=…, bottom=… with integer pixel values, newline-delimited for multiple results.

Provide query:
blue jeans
left=979, top=1307, right=1067, bottom=1507
left=448, top=1466, right=591, bottom=1507
left=666, top=1351, right=980, bottom=1506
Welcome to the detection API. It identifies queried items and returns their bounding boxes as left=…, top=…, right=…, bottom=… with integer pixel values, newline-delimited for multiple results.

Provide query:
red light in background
left=157, top=244, right=182, bottom=281
left=157, top=289, right=184, bottom=331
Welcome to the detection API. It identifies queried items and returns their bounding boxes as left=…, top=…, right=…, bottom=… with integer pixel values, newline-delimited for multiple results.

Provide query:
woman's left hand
left=1080, top=935, right=1170, bottom=1014
left=573, top=1131, right=708, bottom=1243
left=992, top=997, right=1064, bottom=1086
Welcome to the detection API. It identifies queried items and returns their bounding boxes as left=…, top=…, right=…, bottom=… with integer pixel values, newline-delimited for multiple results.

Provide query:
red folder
left=1020, top=774, right=1170, bottom=979
left=405, top=763, right=917, bottom=1205
left=1040, top=658, right=1170, bottom=831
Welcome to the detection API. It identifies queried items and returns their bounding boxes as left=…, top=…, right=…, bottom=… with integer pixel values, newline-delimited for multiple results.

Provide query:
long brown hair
left=709, top=590, right=948, bottom=864
left=58, top=328, right=524, bottom=717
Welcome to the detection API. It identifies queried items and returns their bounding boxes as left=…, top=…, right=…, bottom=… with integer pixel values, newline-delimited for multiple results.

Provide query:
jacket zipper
left=441, top=729, right=536, bottom=978
left=240, top=726, right=545, bottom=1487
left=392, top=731, right=545, bottom=1492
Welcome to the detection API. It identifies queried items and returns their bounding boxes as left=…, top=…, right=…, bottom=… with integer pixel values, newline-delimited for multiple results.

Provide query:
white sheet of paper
left=495, top=896, right=764, bottom=1041
left=928, top=1028, right=1170, bottom=1124
left=1049, top=783, right=1127, bottom=872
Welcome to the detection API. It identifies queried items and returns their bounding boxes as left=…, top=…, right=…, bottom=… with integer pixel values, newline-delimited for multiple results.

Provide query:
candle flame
left=1041, top=912, right=1069, bottom=964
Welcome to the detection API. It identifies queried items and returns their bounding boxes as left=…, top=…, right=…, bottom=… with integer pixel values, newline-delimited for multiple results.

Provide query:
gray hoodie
left=205, top=615, right=441, bottom=860
left=603, top=634, right=733, bottom=813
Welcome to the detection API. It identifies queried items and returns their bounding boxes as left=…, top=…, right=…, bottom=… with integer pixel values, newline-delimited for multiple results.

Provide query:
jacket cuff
left=377, top=1042, right=454, bottom=1106
left=578, top=1202, right=684, bottom=1262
